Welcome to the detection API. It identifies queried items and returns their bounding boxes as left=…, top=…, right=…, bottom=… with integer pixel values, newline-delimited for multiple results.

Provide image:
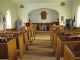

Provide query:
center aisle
left=18, top=31, right=56, bottom=60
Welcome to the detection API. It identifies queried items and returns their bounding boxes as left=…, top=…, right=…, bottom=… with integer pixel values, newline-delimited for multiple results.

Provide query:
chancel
left=0, top=0, right=80, bottom=60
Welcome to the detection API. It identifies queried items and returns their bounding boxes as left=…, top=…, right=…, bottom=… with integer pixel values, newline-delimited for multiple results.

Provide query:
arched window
left=6, top=10, right=11, bottom=29
left=77, top=6, right=80, bottom=27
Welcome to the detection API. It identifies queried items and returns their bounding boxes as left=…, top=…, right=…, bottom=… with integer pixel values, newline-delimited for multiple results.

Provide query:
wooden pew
left=29, top=23, right=36, bottom=44
left=55, top=31, right=80, bottom=60
left=51, top=30, right=63, bottom=53
left=56, top=25, right=65, bottom=31
left=0, top=38, right=17, bottom=60
left=23, top=31, right=29, bottom=50
left=17, top=33, right=25, bottom=58
left=50, top=31, right=54, bottom=47
left=64, top=44, right=80, bottom=60
left=50, top=27, right=80, bottom=60
left=0, top=31, right=25, bottom=58
left=33, top=24, right=37, bottom=40
left=22, top=26, right=32, bottom=46
left=66, top=29, right=80, bottom=35
left=50, top=25, right=65, bottom=45
left=50, top=25, right=59, bottom=47
left=53, top=29, right=80, bottom=52
left=53, top=31, right=57, bottom=53
left=50, top=25, right=65, bottom=53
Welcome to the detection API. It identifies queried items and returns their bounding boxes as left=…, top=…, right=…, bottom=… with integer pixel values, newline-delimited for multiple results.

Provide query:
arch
left=77, top=6, right=80, bottom=27
left=28, top=8, right=59, bottom=16
left=28, top=8, right=59, bottom=23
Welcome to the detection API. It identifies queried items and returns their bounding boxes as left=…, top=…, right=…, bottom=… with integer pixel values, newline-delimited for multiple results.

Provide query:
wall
left=28, top=8, right=59, bottom=23
left=0, top=0, right=18, bottom=30
left=0, top=0, right=73, bottom=29
left=17, top=3, right=72, bottom=25
left=72, top=0, right=80, bottom=27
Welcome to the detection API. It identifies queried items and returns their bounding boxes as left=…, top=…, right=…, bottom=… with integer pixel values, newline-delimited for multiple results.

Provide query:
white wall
left=29, top=8, right=59, bottom=23
left=0, top=0, right=18, bottom=30
left=17, top=3, right=72, bottom=25
left=0, top=0, right=74, bottom=29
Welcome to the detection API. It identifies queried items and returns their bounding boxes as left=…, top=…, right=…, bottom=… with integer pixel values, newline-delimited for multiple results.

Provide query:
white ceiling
left=9, top=0, right=72, bottom=4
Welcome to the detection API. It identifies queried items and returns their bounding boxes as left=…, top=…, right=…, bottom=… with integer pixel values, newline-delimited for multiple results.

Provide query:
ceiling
left=9, top=0, right=72, bottom=4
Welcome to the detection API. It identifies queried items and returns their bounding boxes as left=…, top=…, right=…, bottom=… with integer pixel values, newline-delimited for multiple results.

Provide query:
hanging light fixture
left=19, top=4, right=24, bottom=8
left=60, top=1, right=65, bottom=6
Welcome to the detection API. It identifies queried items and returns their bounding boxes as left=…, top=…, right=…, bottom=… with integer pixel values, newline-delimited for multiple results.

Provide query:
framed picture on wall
left=40, top=11, right=47, bottom=20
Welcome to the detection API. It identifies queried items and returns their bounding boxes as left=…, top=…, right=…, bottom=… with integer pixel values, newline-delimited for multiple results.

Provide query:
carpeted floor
left=18, top=31, right=56, bottom=60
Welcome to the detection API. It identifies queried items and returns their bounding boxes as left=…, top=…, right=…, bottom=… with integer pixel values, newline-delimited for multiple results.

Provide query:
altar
left=38, top=23, right=48, bottom=31
left=33, top=22, right=59, bottom=31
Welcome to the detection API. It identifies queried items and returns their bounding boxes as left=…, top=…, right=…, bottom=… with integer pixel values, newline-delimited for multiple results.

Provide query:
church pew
left=64, top=44, right=80, bottom=60
left=50, top=29, right=80, bottom=59
left=33, top=24, right=37, bottom=40
left=29, top=23, right=36, bottom=44
left=22, top=26, right=32, bottom=45
left=56, top=25, right=65, bottom=31
left=55, top=33, right=80, bottom=60
left=0, top=31, right=25, bottom=58
left=0, top=38, right=17, bottom=60
left=53, top=31, right=57, bottom=53
left=64, top=28, right=80, bottom=35
left=50, top=27, right=80, bottom=57
left=50, top=25, right=58, bottom=47
left=52, top=29, right=80, bottom=53
left=50, top=31, right=54, bottom=47
left=22, top=30, right=29, bottom=50
left=50, top=25, right=65, bottom=46
left=17, top=33, right=25, bottom=58
left=50, top=30, right=64, bottom=54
